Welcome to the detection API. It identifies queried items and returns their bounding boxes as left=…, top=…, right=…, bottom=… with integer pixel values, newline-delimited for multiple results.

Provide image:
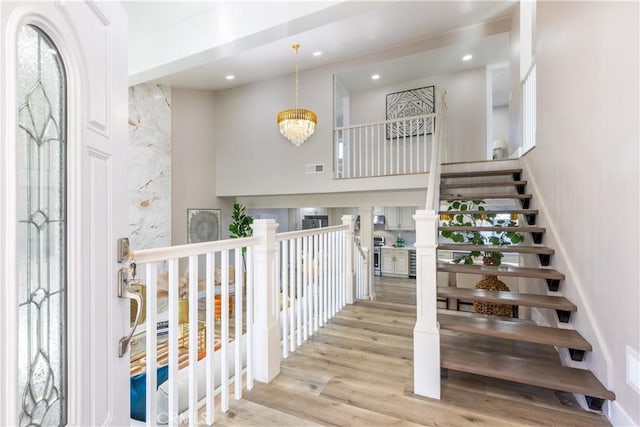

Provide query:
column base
left=413, top=325, right=441, bottom=399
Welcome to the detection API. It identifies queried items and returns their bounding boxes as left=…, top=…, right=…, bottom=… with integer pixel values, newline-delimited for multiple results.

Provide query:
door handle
left=117, top=267, right=144, bottom=357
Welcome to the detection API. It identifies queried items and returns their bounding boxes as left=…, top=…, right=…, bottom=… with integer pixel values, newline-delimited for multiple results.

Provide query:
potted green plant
left=439, top=199, right=523, bottom=317
left=228, top=203, right=253, bottom=271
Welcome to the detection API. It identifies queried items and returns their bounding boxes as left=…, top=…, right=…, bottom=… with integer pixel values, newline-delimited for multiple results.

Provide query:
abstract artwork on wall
left=385, top=85, right=435, bottom=139
left=187, top=209, right=221, bottom=243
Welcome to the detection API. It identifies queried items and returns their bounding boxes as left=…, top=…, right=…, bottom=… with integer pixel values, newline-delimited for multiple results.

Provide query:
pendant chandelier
left=277, top=44, right=317, bottom=147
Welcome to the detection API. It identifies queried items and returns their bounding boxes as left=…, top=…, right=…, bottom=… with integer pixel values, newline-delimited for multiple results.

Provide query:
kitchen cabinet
left=384, top=207, right=417, bottom=230
left=381, top=248, right=409, bottom=277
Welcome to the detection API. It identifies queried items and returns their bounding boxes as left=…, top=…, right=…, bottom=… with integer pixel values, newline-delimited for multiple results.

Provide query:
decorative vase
left=473, top=256, right=513, bottom=317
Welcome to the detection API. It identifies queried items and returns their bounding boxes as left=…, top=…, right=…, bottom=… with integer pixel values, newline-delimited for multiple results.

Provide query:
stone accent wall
left=128, top=83, right=172, bottom=250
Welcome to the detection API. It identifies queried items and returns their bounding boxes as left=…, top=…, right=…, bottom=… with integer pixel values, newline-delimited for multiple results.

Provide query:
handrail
left=276, top=224, right=348, bottom=241
left=334, top=113, right=436, bottom=131
left=131, top=235, right=258, bottom=263
left=425, top=88, right=447, bottom=210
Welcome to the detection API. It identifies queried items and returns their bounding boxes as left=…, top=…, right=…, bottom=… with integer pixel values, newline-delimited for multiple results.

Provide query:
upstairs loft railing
left=521, top=63, right=537, bottom=155
left=334, top=88, right=447, bottom=180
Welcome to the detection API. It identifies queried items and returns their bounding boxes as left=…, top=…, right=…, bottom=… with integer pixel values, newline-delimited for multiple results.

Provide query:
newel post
left=342, top=214, right=355, bottom=304
left=251, top=219, right=280, bottom=383
left=413, top=209, right=441, bottom=399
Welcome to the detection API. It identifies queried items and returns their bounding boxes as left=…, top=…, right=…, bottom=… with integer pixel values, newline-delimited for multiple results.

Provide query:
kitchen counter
left=382, top=245, right=415, bottom=250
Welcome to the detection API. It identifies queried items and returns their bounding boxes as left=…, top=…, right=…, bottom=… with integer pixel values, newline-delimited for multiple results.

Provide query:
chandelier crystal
left=277, top=44, right=317, bottom=146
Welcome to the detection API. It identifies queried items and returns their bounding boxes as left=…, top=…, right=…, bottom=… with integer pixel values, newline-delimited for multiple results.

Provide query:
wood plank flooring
left=205, top=276, right=610, bottom=426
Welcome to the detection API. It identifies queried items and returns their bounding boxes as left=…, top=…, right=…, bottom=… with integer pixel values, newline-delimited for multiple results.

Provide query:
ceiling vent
left=306, top=163, right=325, bottom=174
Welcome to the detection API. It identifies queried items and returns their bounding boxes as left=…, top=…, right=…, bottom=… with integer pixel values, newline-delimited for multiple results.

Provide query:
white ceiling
left=123, top=1, right=517, bottom=93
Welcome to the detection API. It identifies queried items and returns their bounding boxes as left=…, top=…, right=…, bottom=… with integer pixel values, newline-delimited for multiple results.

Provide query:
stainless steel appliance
left=302, top=215, right=328, bottom=229
left=373, top=236, right=385, bottom=276
left=355, top=215, right=386, bottom=232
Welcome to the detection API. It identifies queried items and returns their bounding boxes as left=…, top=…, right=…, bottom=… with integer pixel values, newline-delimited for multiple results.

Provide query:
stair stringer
left=519, top=161, right=614, bottom=414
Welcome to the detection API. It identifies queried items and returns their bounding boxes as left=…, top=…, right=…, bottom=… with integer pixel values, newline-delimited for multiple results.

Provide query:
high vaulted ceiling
left=123, top=1, right=516, bottom=93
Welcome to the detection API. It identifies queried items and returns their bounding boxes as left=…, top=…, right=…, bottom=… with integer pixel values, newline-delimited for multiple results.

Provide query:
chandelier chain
left=294, top=44, right=300, bottom=108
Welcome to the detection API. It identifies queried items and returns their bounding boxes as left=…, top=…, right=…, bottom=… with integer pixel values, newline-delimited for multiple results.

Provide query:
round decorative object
left=474, top=274, right=513, bottom=317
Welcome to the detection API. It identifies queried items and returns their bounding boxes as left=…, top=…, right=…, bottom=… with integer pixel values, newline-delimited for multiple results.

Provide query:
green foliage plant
left=229, top=203, right=253, bottom=241
left=439, top=199, right=523, bottom=266
left=229, top=203, right=253, bottom=270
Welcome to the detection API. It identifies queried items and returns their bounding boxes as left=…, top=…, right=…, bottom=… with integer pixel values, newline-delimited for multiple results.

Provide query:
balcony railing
left=334, top=114, right=435, bottom=179
left=334, top=88, right=447, bottom=180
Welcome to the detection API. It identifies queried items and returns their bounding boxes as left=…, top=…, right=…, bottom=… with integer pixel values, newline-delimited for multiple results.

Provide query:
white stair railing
left=521, top=63, right=537, bottom=155
left=276, top=220, right=353, bottom=358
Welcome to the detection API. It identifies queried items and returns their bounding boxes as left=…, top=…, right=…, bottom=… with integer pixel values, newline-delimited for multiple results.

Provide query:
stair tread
left=437, top=287, right=576, bottom=311
left=441, top=193, right=532, bottom=200
left=441, top=169, right=522, bottom=179
left=439, top=225, right=545, bottom=233
left=437, top=261, right=565, bottom=280
left=438, top=312, right=591, bottom=351
left=439, top=209, right=538, bottom=215
left=441, top=346, right=615, bottom=400
left=441, top=181, right=527, bottom=189
left=438, top=243, right=554, bottom=255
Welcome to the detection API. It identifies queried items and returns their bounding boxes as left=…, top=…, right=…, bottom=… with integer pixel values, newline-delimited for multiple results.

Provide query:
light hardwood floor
left=206, top=276, right=610, bottom=426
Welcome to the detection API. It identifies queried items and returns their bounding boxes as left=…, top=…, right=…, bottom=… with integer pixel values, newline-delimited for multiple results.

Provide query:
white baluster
left=289, top=238, right=295, bottom=352
left=235, top=248, right=243, bottom=400
left=281, top=240, right=289, bottom=358
left=205, top=253, right=215, bottom=425
left=167, top=259, right=179, bottom=427
left=246, top=246, right=254, bottom=390
left=188, top=255, right=199, bottom=424
left=296, top=237, right=302, bottom=347
left=221, top=250, right=229, bottom=412
left=145, top=263, right=157, bottom=427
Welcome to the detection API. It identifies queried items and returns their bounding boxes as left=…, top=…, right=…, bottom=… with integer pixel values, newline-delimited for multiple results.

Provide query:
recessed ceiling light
left=371, top=74, right=380, bottom=80
left=225, top=75, right=235, bottom=80
left=312, top=51, right=322, bottom=57
left=462, top=54, right=473, bottom=61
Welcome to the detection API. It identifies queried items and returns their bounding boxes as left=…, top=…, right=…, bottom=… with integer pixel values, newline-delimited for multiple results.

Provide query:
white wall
left=527, top=2, right=639, bottom=424
left=349, top=68, right=486, bottom=163
left=171, top=88, right=234, bottom=245
left=214, top=65, right=431, bottom=198
left=128, top=83, right=172, bottom=250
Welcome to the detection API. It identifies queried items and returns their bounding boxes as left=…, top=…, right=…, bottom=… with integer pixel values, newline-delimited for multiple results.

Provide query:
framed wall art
left=385, top=85, right=435, bottom=139
left=187, top=208, right=221, bottom=243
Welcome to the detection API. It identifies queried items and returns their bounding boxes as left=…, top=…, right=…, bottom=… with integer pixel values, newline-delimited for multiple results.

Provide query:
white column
left=342, top=214, right=356, bottom=304
left=251, top=219, right=281, bottom=383
left=413, top=209, right=441, bottom=399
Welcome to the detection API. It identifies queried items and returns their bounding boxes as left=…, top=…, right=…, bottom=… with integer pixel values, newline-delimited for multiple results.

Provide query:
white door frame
left=0, top=2, right=129, bottom=425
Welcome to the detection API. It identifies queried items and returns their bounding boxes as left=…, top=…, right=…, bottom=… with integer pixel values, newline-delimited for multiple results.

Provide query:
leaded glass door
left=16, top=24, right=67, bottom=426
left=1, top=2, right=130, bottom=425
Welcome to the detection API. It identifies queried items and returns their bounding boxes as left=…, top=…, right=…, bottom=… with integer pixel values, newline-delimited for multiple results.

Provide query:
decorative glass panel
left=16, top=24, right=67, bottom=427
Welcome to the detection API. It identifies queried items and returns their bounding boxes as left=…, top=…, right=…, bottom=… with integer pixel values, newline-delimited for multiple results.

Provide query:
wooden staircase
left=436, top=166, right=615, bottom=411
